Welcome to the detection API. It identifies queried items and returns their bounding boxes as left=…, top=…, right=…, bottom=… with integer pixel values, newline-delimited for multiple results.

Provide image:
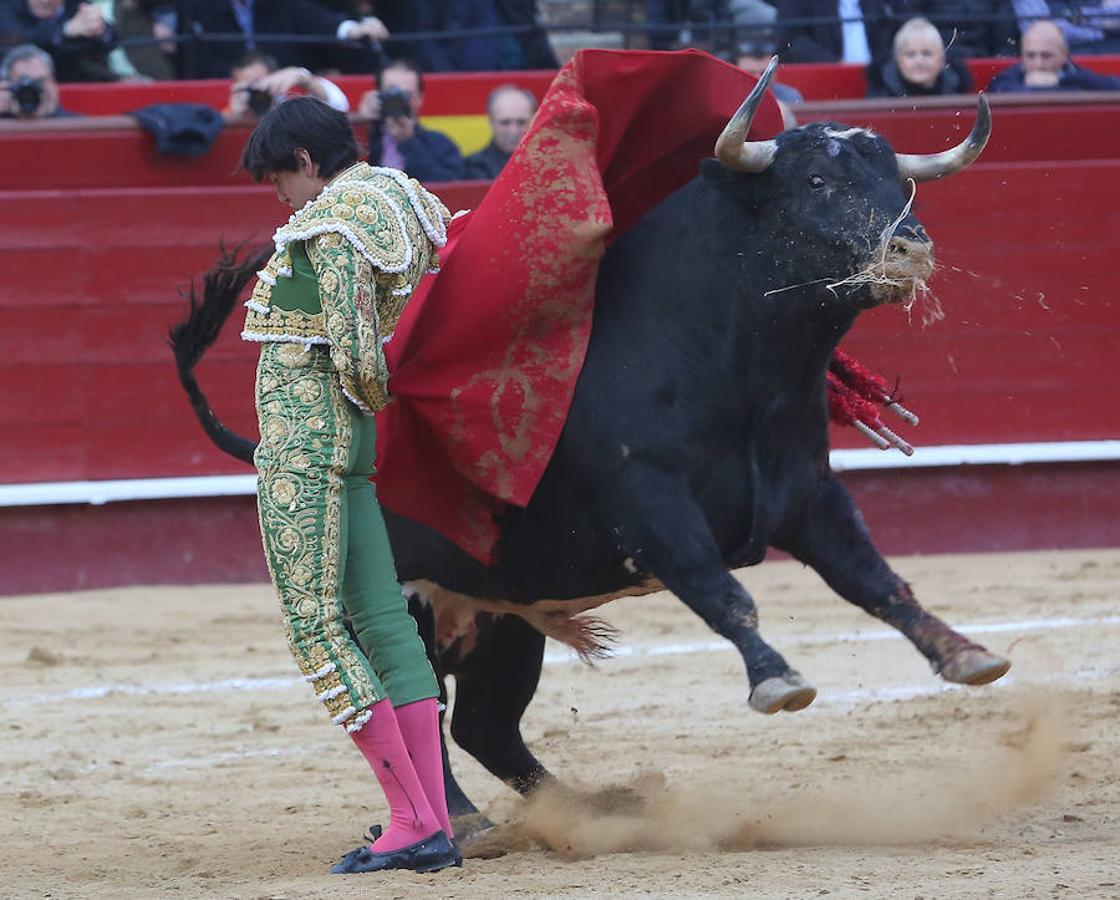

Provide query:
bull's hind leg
left=608, top=470, right=816, bottom=713
left=782, top=475, right=1010, bottom=685
left=406, top=591, right=487, bottom=833
left=449, top=613, right=554, bottom=795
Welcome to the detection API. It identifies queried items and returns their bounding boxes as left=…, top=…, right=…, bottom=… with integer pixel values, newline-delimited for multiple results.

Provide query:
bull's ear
left=895, top=94, right=991, bottom=182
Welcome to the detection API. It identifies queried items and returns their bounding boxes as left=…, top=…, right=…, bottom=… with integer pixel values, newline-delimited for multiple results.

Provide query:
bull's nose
left=886, top=234, right=935, bottom=284
left=888, top=235, right=932, bottom=258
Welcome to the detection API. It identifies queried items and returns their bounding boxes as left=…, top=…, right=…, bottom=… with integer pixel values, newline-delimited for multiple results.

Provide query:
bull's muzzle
left=873, top=233, right=935, bottom=304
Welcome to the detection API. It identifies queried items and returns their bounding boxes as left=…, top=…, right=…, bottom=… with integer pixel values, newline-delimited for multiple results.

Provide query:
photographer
left=223, top=51, right=349, bottom=125
left=0, top=0, right=117, bottom=82
left=357, top=58, right=464, bottom=182
left=0, top=44, right=76, bottom=119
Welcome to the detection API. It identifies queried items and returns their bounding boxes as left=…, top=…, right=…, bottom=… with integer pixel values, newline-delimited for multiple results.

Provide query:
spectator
left=645, top=0, right=691, bottom=51
left=774, top=0, right=896, bottom=64
left=464, top=84, right=536, bottom=180
left=645, top=1, right=745, bottom=53
left=988, top=17, right=1120, bottom=90
left=0, top=43, right=76, bottom=116
left=775, top=1, right=1021, bottom=63
left=731, top=0, right=779, bottom=31
left=736, top=34, right=804, bottom=104
left=866, top=16, right=973, bottom=97
left=1013, top=1, right=1120, bottom=54
left=0, top=0, right=118, bottom=81
left=736, top=40, right=801, bottom=127
left=401, top=1, right=558, bottom=72
left=153, top=1, right=389, bottom=80
left=223, top=50, right=349, bottom=125
left=96, top=1, right=176, bottom=80
left=910, top=1, right=1019, bottom=57
left=358, top=57, right=465, bottom=182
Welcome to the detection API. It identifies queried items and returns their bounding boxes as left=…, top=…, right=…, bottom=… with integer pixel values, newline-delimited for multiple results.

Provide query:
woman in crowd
left=866, top=16, right=973, bottom=98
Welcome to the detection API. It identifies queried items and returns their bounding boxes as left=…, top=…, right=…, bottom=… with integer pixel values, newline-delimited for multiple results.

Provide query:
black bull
left=172, top=71, right=1009, bottom=835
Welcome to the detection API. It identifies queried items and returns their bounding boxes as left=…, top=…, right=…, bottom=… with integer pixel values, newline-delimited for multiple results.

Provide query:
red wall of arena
left=2, top=68, right=1118, bottom=594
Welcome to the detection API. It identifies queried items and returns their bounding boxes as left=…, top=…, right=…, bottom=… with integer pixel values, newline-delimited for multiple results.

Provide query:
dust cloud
left=469, top=695, right=1065, bottom=859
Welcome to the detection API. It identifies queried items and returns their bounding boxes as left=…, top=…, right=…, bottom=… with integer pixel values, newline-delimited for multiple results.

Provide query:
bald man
left=989, top=19, right=1120, bottom=91
left=464, top=85, right=537, bottom=181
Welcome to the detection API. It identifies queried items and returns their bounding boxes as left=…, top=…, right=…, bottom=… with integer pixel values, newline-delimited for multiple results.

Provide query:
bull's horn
left=895, top=94, right=992, bottom=183
left=715, top=56, right=780, bottom=174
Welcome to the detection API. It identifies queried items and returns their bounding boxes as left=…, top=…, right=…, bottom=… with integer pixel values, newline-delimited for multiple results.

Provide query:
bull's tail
left=168, top=241, right=270, bottom=465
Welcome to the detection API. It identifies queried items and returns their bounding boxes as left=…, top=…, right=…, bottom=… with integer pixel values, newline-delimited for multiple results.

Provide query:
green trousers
left=253, top=341, right=437, bottom=732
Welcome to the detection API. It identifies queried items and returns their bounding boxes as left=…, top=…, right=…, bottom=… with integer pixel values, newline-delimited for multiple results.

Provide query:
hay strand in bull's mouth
left=762, top=277, right=834, bottom=297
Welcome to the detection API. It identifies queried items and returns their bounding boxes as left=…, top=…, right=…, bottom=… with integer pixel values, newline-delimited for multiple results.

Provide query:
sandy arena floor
left=2, top=549, right=1119, bottom=899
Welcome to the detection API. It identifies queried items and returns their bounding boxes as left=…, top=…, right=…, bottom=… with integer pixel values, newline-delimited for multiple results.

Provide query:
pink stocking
left=349, top=698, right=443, bottom=852
left=394, top=697, right=453, bottom=838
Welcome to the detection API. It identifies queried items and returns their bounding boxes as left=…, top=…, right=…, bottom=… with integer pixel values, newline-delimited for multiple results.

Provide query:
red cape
left=377, top=49, right=783, bottom=564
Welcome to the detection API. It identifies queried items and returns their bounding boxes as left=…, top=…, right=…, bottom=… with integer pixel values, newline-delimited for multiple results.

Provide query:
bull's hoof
left=748, top=673, right=817, bottom=714
left=938, top=648, right=1011, bottom=686
left=450, top=812, right=495, bottom=844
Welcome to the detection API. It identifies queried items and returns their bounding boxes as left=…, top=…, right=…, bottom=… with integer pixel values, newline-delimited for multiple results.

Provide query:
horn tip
left=972, top=93, right=992, bottom=147
left=761, top=55, right=780, bottom=85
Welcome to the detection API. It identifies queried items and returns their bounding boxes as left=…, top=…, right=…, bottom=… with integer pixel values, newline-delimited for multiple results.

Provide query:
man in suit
left=989, top=17, right=1120, bottom=90
left=157, top=0, right=389, bottom=79
left=774, top=0, right=892, bottom=63
left=0, top=0, right=117, bottom=81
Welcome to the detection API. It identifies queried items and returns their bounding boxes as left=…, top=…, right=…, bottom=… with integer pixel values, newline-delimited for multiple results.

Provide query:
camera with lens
left=246, top=86, right=274, bottom=117
left=10, top=77, right=43, bottom=116
left=378, top=85, right=411, bottom=119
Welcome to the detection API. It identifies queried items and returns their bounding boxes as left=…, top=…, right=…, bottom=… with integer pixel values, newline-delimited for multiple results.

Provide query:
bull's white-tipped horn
left=895, top=94, right=992, bottom=183
left=714, top=55, right=780, bottom=174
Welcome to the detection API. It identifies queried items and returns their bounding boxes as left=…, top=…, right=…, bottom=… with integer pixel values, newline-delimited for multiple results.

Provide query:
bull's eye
left=807, top=173, right=826, bottom=190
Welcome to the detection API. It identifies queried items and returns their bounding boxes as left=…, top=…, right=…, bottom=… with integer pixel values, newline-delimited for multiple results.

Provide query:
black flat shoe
left=330, top=825, right=460, bottom=874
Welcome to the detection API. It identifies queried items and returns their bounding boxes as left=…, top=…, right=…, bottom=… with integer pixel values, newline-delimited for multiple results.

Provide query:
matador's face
left=267, top=149, right=327, bottom=209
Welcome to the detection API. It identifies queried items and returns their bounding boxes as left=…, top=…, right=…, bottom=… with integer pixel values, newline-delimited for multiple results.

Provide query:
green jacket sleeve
left=306, top=232, right=391, bottom=414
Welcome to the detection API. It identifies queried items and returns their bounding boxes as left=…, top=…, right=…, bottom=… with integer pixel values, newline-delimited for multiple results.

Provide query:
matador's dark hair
left=239, top=95, right=359, bottom=181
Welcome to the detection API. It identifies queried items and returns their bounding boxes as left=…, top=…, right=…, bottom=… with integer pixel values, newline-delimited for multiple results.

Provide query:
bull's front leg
left=780, top=474, right=1010, bottom=685
left=605, top=467, right=817, bottom=714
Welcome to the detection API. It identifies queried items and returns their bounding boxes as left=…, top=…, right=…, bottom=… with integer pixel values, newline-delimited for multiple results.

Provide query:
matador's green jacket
left=242, top=162, right=450, bottom=412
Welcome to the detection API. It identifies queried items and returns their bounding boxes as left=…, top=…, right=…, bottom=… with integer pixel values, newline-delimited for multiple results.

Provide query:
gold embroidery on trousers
left=254, top=343, right=381, bottom=722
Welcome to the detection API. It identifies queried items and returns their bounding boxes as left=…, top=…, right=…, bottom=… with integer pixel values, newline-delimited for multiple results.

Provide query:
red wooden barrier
left=4, top=460, right=1117, bottom=595
left=1, top=160, right=1116, bottom=487
left=797, top=93, right=1120, bottom=162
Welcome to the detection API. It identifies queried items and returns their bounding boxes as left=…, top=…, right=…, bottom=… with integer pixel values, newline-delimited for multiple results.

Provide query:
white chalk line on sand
left=0, top=661, right=1112, bottom=790
left=4, top=612, right=1118, bottom=711
left=77, top=664, right=1120, bottom=780
left=541, top=614, right=1120, bottom=665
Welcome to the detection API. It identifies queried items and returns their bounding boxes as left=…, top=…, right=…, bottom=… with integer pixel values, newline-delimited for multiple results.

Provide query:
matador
left=238, top=96, right=459, bottom=875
